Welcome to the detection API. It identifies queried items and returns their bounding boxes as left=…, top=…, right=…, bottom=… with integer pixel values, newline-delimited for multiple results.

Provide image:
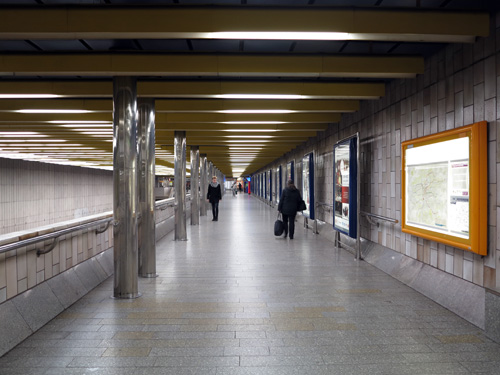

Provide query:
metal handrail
left=0, top=216, right=113, bottom=256
left=360, top=211, right=398, bottom=224
left=154, top=193, right=191, bottom=210
left=155, top=197, right=175, bottom=210
left=0, top=192, right=187, bottom=256
left=316, top=201, right=333, bottom=209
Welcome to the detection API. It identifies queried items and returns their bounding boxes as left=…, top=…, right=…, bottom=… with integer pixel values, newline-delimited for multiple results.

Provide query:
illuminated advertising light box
left=401, top=121, right=487, bottom=255
left=301, top=152, right=315, bottom=219
left=286, top=160, right=294, bottom=182
left=333, top=137, right=357, bottom=238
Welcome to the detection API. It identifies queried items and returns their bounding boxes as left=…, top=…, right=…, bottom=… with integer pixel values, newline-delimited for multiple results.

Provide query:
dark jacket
left=207, top=183, right=222, bottom=203
left=278, top=186, right=302, bottom=215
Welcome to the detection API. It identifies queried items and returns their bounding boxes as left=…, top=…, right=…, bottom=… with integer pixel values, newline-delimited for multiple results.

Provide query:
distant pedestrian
left=277, top=179, right=303, bottom=239
left=207, top=176, right=222, bottom=221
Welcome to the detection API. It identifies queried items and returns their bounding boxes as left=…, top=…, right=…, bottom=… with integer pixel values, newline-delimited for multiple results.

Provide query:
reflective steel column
left=200, top=154, right=207, bottom=216
left=138, top=98, right=157, bottom=278
left=174, top=131, right=187, bottom=240
left=190, top=146, right=200, bottom=225
left=113, top=76, right=140, bottom=299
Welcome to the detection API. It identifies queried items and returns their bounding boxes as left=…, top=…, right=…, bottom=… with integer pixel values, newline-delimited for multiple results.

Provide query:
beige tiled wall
left=0, top=158, right=114, bottom=303
left=0, top=159, right=113, bottom=235
left=0, top=227, right=112, bottom=303
left=260, top=14, right=500, bottom=293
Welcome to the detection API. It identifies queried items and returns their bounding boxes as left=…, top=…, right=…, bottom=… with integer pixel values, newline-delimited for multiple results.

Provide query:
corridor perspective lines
left=0, top=194, right=499, bottom=375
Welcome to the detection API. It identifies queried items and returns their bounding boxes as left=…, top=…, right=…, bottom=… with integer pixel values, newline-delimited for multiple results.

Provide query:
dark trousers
left=282, top=213, right=296, bottom=238
left=211, top=202, right=219, bottom=219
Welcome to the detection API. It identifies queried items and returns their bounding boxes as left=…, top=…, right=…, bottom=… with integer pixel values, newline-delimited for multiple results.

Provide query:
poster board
left=286, top=160, right=294, bottom=182
left=301, top=152, right=315, bottom=219
left=401, top=121, right=487, bottom=255
left=333, top=137, right=358, bottom=238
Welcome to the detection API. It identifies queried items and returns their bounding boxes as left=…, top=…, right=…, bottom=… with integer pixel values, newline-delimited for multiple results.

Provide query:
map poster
left=334, top=143, right=350, bottom=234
left=402, top=121, right=487, bottom=255
left=404, top=137, right=470, bottom=240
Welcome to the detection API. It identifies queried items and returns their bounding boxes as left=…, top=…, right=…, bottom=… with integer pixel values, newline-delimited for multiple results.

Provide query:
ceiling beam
left=0, top=54, right=424, bottom=78
left=138, top=81, right=385, bottom=99
left=0, top=99, right=359, bottom=113
left=156, top=123, right=329, bottom=131
left=0, top=80, right=384, bottom=99
left=155, top=112, right=340, bottom=123
left=0, top=7, right=488, bottom=43
left=0, top=111, right=339, bottom=123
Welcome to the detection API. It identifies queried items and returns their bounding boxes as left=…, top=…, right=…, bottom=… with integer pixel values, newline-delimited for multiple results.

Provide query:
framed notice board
left=333, top=137, right=358, bottom=238
left=401, top=121, right=487, bottom=255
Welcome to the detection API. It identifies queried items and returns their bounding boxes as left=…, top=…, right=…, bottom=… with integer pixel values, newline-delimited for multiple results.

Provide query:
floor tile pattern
left=1, top=195, right=499, bottom=374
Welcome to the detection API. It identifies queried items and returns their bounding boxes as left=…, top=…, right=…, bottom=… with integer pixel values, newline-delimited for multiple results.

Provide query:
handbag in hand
left=298, top=199, right=307, bottom=211
left=274, top=213, right=284, bottom=236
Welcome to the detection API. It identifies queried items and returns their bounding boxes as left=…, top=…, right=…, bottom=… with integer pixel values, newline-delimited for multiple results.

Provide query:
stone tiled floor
left=1, top=194, right=499, bottom=374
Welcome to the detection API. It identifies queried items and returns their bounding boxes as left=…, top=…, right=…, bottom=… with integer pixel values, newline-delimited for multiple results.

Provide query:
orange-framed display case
left=401, top=121, right=487, bottom=256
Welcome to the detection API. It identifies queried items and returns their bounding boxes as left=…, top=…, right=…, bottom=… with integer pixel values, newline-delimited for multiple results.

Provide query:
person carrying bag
left=277, top=179, right=303, bottom=240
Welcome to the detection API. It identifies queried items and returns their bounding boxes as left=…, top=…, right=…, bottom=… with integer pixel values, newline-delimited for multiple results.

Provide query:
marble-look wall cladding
left=256, top=14, right=500, bottom=293
left=0, top=158, right=113, bottom=236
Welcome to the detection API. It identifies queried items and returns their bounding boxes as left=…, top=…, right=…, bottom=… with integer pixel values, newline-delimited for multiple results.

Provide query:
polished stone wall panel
left=256, top=13, right=500, bottom=295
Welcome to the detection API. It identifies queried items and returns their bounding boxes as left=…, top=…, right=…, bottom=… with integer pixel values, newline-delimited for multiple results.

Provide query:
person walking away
left=207, top=176, right=222, bottom=221
left=277, top=179, right=303, bottom=239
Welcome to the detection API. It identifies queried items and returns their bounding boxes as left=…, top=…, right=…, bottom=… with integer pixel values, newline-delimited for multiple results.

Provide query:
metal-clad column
left=174, top=131, right=187, bottom=240
left=138, top=98, right=157, bottom=278
left=221, top=173, right=225, bottom=197
left=113, top=76, right=139, bottom=299
left=190, top=146, right=200, bottom=225
left=200, top=154, right=207, bottom=216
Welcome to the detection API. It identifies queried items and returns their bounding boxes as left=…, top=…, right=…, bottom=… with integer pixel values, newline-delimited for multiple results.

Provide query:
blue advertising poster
left=333, top=137, right=357, bottom=238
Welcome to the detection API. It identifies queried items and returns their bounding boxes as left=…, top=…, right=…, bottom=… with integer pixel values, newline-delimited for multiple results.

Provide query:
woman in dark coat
left=207, top=176, right=222, bottom=221
left=277, top=179, right=303, bottom=239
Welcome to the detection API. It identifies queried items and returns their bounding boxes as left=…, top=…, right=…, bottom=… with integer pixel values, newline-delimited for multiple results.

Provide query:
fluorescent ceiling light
left=225, top=140, right=270, bottom=143
left=0, top=132, right=47, bottom=137
left=63, top=126, right=112, bottom=130
left=219, top=110, right=295, bottom=114
left=17, top=109, right=94, bottom=114
left=229, top=147, right=263, bottom=150
left=79, top=129, right=113, bottom=132
left=223, top=129, right=277, bottom=132
left=37, top=148, right=96, bottom=151
left=225, top=135, right=274, bottom=139
left=52, top=121, right=112, bottom=124
left=205, top=32, right=350, bottom=40
left=0, top=94, right=61, bottom=99
left=0, top=139, right=67, bottom=143
left=223, top=121, right=286, bottom=125
left=216, top=94, right=304, bottom=100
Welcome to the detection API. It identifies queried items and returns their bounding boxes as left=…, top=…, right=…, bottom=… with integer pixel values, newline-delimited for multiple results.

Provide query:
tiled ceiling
left=0, top=0, right=497, bottom=177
